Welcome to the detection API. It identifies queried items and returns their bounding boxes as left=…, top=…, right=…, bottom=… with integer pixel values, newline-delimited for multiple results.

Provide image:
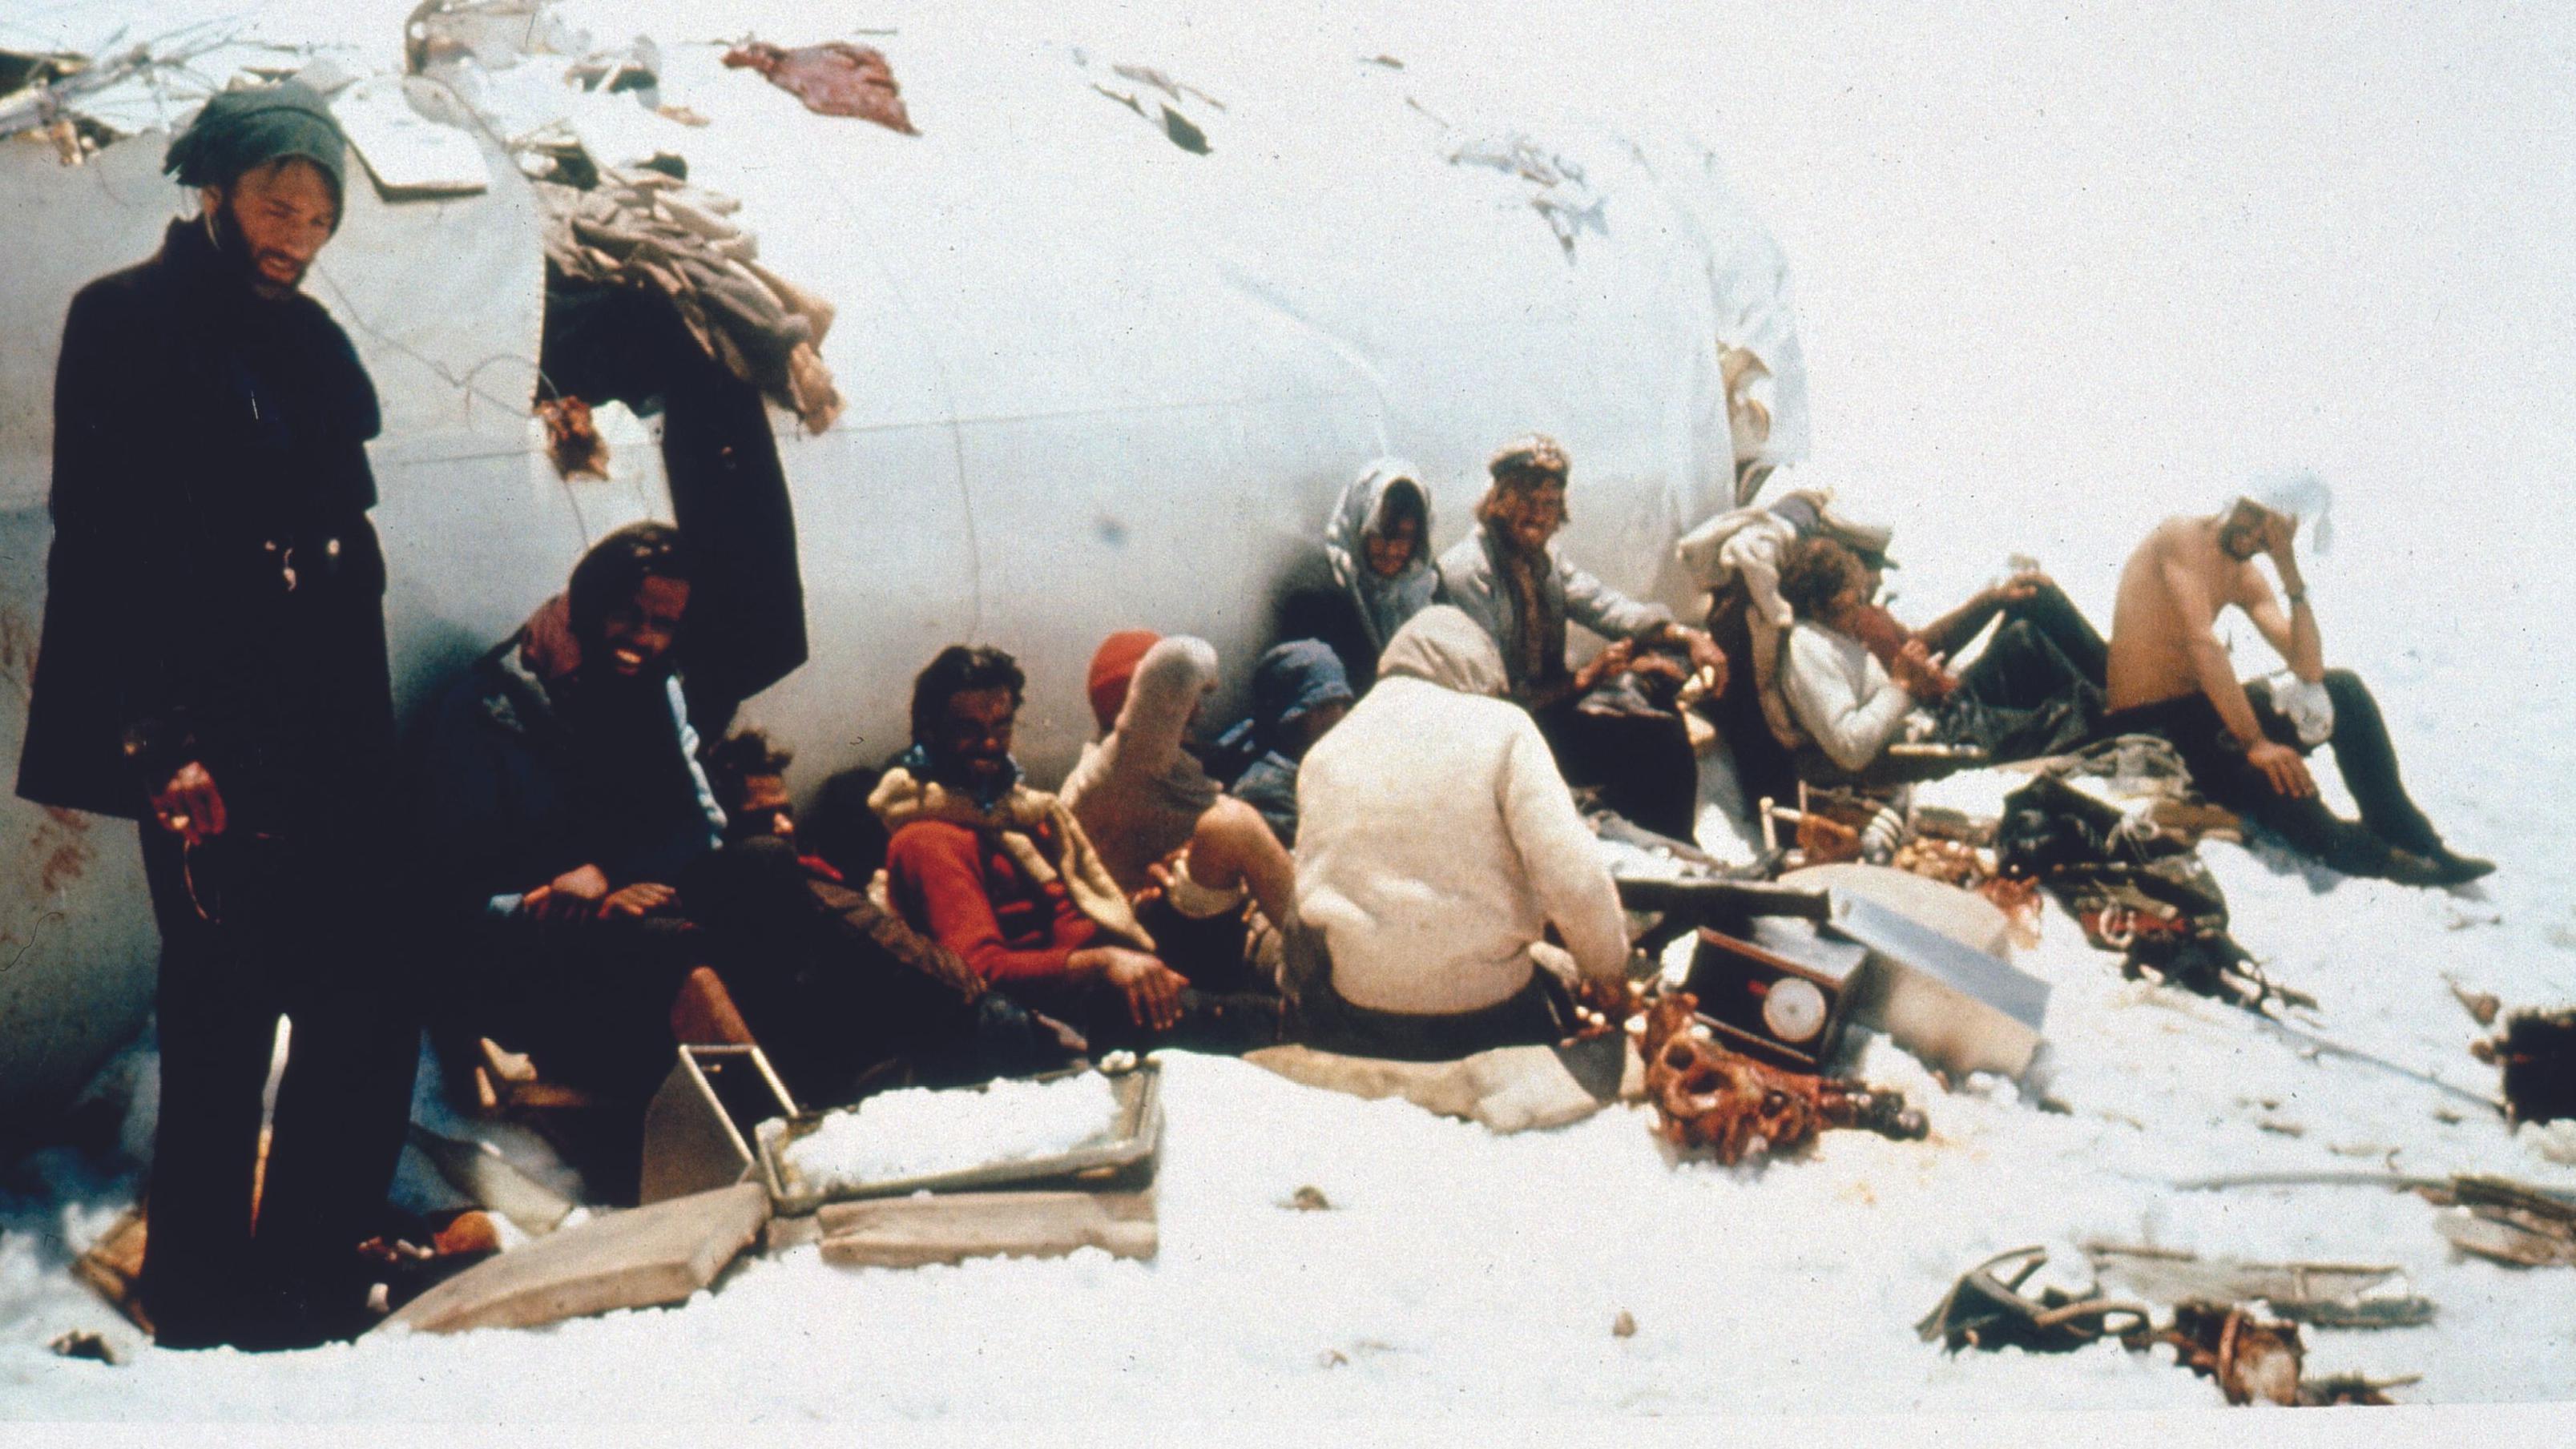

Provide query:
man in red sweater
left=870, top=646, right=1201, bottom=1041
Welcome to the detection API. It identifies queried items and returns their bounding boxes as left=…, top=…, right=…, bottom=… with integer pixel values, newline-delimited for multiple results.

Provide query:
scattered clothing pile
left=1997, top=750, right=2301, bottom=1012
left=531, top=163, right=842, bottom=435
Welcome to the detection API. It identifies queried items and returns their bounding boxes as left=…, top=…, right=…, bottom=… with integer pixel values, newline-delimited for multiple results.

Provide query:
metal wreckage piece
left=2429, top=1173, right=2576, bottom=1269
left=1918, top=1247, right=2417, bottom=1407
left=1638, top=991, right=1925, bottom=1165
left=2082, top=1242, right=2437, bottom=1330
left=1915, top=1246, right=2152, bottom=1354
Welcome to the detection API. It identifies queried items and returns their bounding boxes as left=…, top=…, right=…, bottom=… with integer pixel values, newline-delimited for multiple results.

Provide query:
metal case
left=1683, top=917, right=1869, bottom=1070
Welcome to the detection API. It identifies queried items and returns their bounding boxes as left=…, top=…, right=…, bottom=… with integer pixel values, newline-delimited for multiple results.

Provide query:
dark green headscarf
left=163, top=80, right=349, bottom=219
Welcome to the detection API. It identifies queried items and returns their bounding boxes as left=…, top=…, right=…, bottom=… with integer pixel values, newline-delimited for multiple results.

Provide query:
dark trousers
left=1986, top=582, right=2109, bottom=688
left=1281, top=921, right=1568, bottom=1061
left=1536, top=694, right=1699, bottom=841
left=2101, top=670, right=2444, bottom=876
left=1705, top=590, right=1800, bottom=813
left=453, top=908, right=703, bottom=1103
left=137, top=825, right=417, bottom=1349
left=680, top=838, right=1025, bottom=1101
left=1933, top=616, right=2106, bottom=763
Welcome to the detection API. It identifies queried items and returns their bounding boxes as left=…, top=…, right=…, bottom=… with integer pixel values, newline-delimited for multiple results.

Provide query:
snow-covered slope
left=3, top=0, right=2572, bottom=1419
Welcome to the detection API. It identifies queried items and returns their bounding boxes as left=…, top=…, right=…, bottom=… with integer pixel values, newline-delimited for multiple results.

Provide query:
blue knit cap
left=164, top=79, right=349, bottom=217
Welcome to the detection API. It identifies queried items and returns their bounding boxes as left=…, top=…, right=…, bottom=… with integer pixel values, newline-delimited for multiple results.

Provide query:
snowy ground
left=5, top=0, right=2576, bottom=1424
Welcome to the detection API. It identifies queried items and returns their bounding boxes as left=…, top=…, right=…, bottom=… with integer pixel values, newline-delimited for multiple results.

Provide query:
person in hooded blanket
left=1289, top=606, right=1632, bottom=1060
left=1267, top=457, right=1438, bottom=694
left=14, top=83, right=418, bottom=1350
left=1322, top=457, right=1439, bottom=686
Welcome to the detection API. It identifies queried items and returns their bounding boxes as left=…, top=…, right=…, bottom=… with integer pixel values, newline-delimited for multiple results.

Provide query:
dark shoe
left=2430, top=849, right=2497, bottom=885
left=2379, top=848, right=2459, bottom=888
left=147, top=1318, right=233, bottom=1352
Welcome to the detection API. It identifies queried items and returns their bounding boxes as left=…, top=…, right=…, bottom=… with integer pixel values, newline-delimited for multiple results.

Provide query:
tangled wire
left=1638, top=991, right=1926, bottom=1165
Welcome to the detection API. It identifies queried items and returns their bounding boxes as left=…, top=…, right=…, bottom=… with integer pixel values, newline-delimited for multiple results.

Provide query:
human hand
left=1132, top=853, right=1183, bottom=912
left=1576, top=638, right=1638, bottom=692
left=1675, top=626, right=1727, bottom=678
left=2257, top=508, right=2300, bottom=570
left=599, top=881, right=679, bottom=919
left=1630, top=651, right=1691, bottom=688
left=1099, top=948, right=1187, bottom=1031
left=1695, top=649, right=1731, bottom=698
left=2246, top=739, right=2316, bottom=799
left=1570, top=973, right=1635, bottom=1027
left=522, top=863, right=611, bottom=920
left=1987, top=571, right=2050, bottom=606
left=1891, top=638, right=1945, bottom=696
left=149, top=761, right=227, bottom=846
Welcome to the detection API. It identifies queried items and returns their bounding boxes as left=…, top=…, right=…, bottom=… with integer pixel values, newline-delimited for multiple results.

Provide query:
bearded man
left=1436, top=434, right=1727, bottom=840
left=15, top=83, right=415, bottom=1349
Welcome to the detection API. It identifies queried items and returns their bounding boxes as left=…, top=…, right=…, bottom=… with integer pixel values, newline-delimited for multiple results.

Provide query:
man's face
left=1490, top=473, right=1568, bottom=553
left=937, top=686, right=1018, bottom=791
left=1365, top=514, right=1420, bottom=578
left=204, top=158, right=338, bottom=295
left=728, top=773, right=795, bottom=843
left=1826, top=580, right=1869, bottom=628
left=2217, top=500, right=2278, bottom=561
left=597, top=576, right=690, bottom=680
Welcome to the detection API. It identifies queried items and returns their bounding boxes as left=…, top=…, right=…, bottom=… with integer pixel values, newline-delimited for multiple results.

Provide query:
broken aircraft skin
left=0, top=12, right=1808, bottom=1134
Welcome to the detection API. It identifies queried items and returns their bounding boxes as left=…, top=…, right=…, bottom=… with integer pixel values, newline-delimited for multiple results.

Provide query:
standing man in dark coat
left=14, top=82, right=417, bottom=1350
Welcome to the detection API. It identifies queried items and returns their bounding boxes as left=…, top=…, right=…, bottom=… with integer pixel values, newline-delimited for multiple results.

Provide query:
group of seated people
left=1692, top=476, right=2489, bottom=890
left=409, top=435, right=2492, bottom=1143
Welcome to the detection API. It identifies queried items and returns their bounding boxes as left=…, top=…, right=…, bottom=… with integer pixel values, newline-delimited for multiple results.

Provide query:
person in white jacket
left=1776, top=537, right=2098, bottom=783
left=1289, top=605, right=1631, bottom=1059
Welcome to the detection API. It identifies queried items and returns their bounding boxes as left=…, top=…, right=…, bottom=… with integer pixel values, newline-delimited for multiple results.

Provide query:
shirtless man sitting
left=2101, top=493, right=2489, bottom=886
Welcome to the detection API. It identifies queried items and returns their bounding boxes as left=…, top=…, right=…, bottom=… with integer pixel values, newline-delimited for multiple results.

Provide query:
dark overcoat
left=16, top=217, right=393, bottom=830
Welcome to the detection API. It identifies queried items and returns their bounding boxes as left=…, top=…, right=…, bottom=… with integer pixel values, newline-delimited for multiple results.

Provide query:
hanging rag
left=721, top=41, right=919, bottom=135
left=534, top=166, right=842, bottom=433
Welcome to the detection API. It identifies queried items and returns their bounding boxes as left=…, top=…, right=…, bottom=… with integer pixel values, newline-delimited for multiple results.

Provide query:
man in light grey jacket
left=1437, top=434, right=1725, bottom=839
